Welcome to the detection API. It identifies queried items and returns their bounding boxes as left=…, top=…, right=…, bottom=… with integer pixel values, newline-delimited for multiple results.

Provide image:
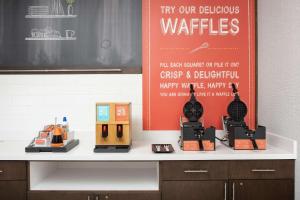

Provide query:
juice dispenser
left=94, top=103, right=132, bottom=152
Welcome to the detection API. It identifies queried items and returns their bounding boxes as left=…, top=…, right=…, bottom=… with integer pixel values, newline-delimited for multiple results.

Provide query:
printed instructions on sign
left=159, top=61, right=240, bottom=97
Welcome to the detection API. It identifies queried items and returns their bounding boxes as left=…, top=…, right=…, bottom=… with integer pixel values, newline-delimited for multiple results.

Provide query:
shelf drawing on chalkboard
left=25, top=37, right=76, bottom=41
left=28, top=6, right=49, bottom=16
left=25, top=15, right=77, bottom=19
left=66, top=0, right=76, bottom=15
left=26, top=27, right=76, bottom=41
left=50, top=0, right=65, bottom=15
left=26, top=0, right=77, bottom=18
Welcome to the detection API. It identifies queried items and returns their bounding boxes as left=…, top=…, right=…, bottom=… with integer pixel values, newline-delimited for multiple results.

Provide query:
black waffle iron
left=180, top=84, right=215, bottom=151
left=223, top=84, right=266, bottom=150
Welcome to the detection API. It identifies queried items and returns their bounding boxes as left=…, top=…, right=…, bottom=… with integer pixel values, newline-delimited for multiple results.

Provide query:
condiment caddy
left=25, top=117, right=79, bottom=153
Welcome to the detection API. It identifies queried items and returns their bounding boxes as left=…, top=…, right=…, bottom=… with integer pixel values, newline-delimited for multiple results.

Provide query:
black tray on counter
left=25, top=139, right=79, bottom=153
left=152, top=144, right=174, bottom=153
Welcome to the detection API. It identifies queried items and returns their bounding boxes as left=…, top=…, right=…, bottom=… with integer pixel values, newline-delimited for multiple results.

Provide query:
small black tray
left=25, top=139, right=79, bottom=153
left=152, top=144, right=174, bottom=153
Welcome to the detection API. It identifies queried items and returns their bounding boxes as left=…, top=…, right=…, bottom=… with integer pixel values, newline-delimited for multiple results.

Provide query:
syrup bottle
left=51, top=126, right=64, bottom=147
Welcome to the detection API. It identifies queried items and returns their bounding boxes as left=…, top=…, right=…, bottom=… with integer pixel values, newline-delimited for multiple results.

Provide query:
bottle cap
left=63, top=117, right=67, bottom=122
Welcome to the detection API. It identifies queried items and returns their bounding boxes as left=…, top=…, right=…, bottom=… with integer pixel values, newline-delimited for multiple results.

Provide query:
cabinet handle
left=251, top=169, right=276, bottom=172
left=0, top=170, right=3, bottom=173
left=232, top=182, right=235, bottom=200
left=95, top=196, right=99, bottom=200
left=87, top=195, right=91, bottom=200
left=184, top=170, right=208, bottom=173
left=224, top=182, right=227, bottom=200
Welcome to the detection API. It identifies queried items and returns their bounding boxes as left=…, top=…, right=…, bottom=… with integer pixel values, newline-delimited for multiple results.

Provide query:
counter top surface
left=0, top=132, right=297, bottom=161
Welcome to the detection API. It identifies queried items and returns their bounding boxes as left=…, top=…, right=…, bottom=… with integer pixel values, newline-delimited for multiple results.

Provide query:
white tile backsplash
left=0, top=74, right=143, bottom=140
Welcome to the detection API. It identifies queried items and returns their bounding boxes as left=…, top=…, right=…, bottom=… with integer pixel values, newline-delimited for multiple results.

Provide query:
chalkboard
left=0, top=0, right=142, bottom=73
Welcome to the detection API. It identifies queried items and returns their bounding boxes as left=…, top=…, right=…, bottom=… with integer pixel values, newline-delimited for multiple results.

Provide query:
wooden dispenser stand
left=94, top=103, right=132, bottom=153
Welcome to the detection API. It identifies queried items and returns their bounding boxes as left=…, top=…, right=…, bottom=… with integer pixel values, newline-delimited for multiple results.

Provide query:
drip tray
left=94, top=145, right=130, bottom=153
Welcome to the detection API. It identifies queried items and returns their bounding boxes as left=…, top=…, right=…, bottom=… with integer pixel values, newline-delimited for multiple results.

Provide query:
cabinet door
left=0, top=161, right=27, bottom=180
left=28, top=191, right=93, bottom=200
left=230, top=180, right=294, bottom=200
left=98, top=192, right=160, bottom=200
left=0, top=181, right=26, bottom=200
left=29, top=191, right=160, bottom=200
left=162, top=181, right=227, bottom=200
left=161, top=161, right=229, bottom=181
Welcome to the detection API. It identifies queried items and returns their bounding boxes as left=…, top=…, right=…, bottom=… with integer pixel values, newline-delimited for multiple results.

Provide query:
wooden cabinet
left=0, top=160, right=295, bottom=200
left=28, top=191, right=161, bottom=200
left=96, top=192, right=160, bottom=200
left=0, top=181, right=27, bottom=200
left=161, top=160, right=295, bottom=200
left=160, top=161, right=228, bottom=181
left=162, top=181, right=227, bottom=200
left=28, top=191, right=93, bottom=200
left=229, top=160, right=294, bottom=179
left=161, top=161, right=229, bottom=200
left=229, top=180, right=294, bottom=200
left=229, top=160, right=295, bottom=200
left=0, top=161, right=27, bottom=200
left=0, top=161, right=27, bottom=180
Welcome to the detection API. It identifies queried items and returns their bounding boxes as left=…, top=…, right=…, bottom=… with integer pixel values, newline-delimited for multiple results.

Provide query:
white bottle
left=62, top=116, right=69, bottom=129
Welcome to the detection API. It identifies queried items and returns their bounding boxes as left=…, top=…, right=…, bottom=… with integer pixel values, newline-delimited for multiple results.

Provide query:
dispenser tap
left=116, top=124, right=123, bottom=138
left=102, top=124, right=108, bottom=138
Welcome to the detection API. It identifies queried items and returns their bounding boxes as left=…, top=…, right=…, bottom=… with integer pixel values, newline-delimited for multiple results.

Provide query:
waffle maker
left=180, top=84, right=215, bottom=151
left=223, top=84, right=266, bottom=150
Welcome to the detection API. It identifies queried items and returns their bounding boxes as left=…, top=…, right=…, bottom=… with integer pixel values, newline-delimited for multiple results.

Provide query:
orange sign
left=115, top=104, right=129, bottom=121
left=143, top=0, right=256, bottom=130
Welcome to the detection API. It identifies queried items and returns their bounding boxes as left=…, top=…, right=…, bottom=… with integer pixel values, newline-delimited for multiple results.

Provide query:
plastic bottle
left=62, top=116, right=69, bottom=140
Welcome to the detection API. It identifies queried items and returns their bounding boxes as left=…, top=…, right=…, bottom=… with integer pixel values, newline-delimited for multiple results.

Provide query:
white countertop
left=0, top=131, right=297, bottom=161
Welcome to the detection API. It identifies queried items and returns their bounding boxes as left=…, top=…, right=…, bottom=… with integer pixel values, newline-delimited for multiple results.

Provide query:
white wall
left=257, top=0, right=300, bottom=198
left=0, top=75, right=143, bottom=140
